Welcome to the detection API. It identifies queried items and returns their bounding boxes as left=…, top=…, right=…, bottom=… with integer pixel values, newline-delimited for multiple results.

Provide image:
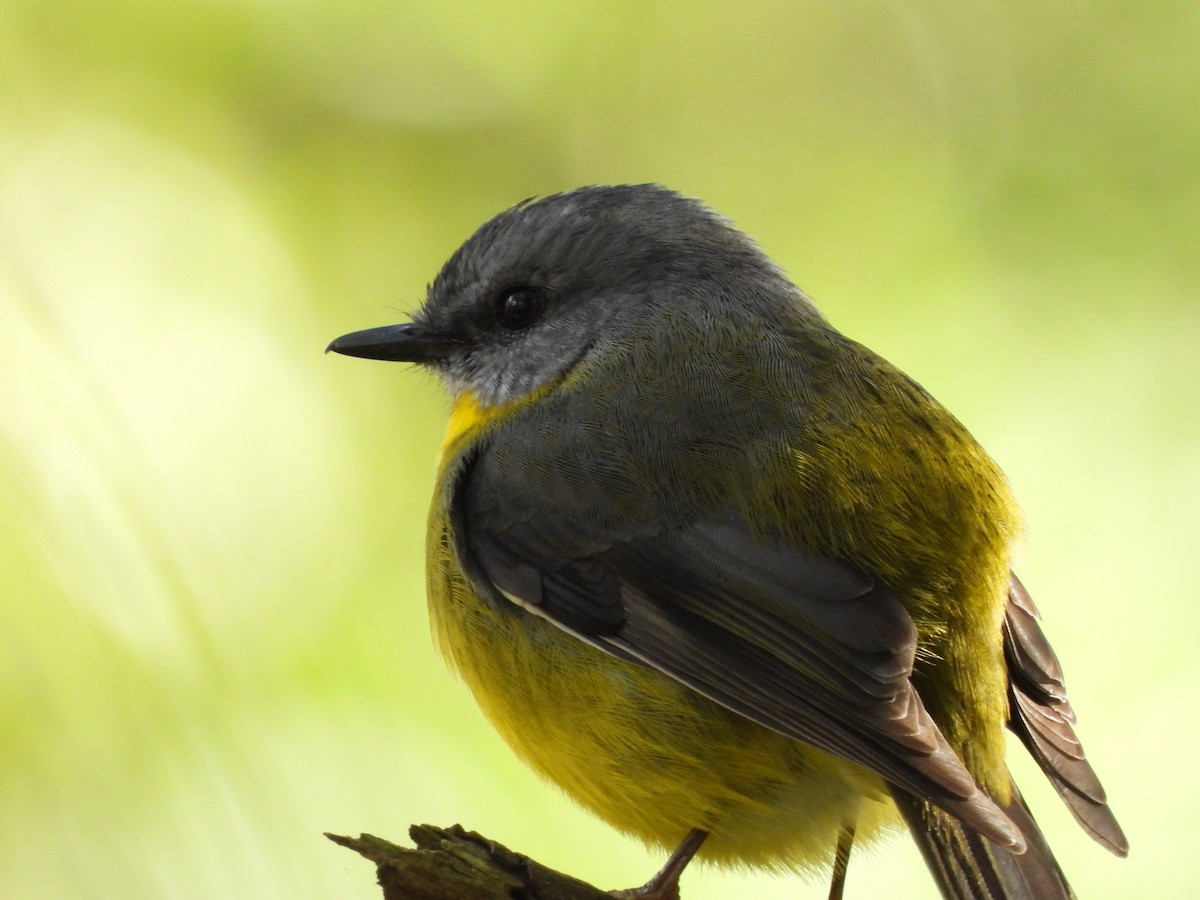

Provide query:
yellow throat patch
left=439, top=391, right=504, bottom=463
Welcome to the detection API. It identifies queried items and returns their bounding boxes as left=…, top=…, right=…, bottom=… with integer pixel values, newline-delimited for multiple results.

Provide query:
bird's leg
left=828, top=821, right=856, bottom=900
left=610, top=829, right=708, bottom=900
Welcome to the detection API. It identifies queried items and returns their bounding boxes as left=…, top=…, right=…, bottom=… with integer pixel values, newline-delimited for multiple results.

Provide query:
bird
left=328, top=184, right=1127, bottom=899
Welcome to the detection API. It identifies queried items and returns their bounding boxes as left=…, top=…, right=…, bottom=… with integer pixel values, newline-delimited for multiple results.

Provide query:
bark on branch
left=327, top=824, right=617, bottom=900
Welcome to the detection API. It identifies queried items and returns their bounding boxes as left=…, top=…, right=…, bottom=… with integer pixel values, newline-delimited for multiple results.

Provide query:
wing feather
left=469, top=508, right=1024, bottom=850
left=1004, top=576, right=1128, bottom=856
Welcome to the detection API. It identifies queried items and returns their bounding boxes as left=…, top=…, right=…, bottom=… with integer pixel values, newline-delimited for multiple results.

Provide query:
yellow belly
left=426, top=513, right=901, bottom=874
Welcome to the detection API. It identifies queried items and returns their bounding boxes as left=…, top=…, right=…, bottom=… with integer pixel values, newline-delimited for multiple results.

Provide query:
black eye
left=494, top=287, right=545, bottom=331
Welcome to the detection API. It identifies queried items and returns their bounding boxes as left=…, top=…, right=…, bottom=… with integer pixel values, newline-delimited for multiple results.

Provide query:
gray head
left=328, top=184, right=816, bottom=406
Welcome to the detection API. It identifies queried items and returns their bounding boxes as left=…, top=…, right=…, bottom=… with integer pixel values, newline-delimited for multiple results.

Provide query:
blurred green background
left=2, top=1, right=1195, bottom=897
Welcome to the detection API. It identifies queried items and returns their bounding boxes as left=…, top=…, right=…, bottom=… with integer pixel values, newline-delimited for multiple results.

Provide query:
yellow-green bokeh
left=2, top=2, right=1195, bottom=897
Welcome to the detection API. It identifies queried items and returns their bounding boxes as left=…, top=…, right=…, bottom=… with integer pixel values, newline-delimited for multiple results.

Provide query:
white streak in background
left=0, top=121, right=358, bottom=668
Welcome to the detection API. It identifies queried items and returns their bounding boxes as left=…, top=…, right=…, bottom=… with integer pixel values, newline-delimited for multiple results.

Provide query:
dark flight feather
left=467, top=508, right=1024, bottom=851
left=1004, top=576, right=1128, bottom=856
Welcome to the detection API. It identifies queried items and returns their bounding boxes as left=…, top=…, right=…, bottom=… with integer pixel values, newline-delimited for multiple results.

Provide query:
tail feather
left=892, top=783, right=1075, bottom=900
left=890, top=575, right=1126, bottom=898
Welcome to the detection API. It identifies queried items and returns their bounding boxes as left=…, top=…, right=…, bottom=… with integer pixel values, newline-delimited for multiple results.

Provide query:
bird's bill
left=326, top=323, right=453, bottom=363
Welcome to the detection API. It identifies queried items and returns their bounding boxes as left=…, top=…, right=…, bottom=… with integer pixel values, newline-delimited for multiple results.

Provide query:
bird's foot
left=609, top=829, right=707, bottom=900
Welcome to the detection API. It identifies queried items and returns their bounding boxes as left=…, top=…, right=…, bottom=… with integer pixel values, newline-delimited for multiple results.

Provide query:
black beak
left=326, top=323, right=456, bottom=363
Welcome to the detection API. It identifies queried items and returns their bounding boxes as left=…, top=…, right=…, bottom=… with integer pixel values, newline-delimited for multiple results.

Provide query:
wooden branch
left=327, top=824, right=617, bottom=900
